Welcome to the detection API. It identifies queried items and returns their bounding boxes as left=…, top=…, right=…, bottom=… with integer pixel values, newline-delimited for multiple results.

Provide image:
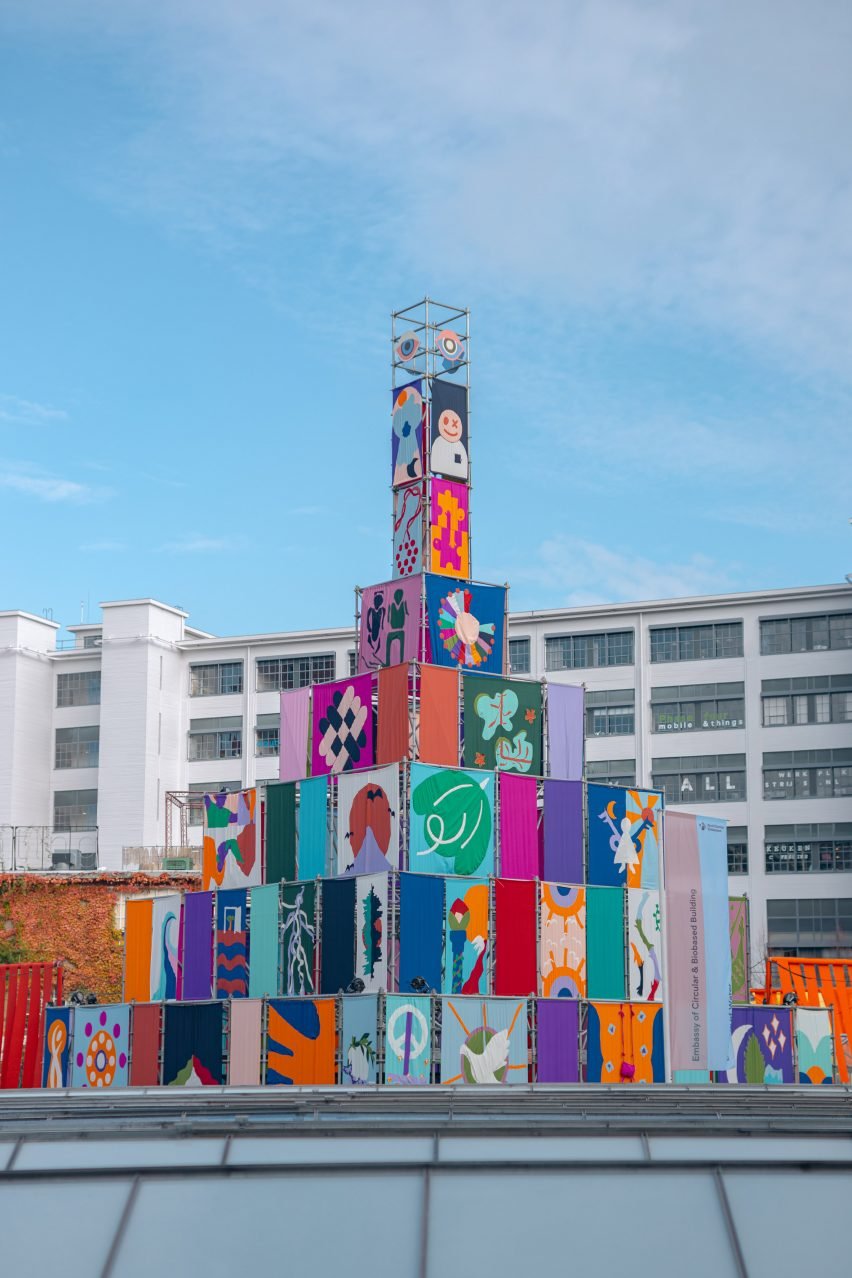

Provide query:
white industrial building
left=1, top=582, right=850, bottom=971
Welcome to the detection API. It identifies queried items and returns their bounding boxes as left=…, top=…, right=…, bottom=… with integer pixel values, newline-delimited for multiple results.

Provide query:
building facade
left=1, top=583, right=850, bottom=969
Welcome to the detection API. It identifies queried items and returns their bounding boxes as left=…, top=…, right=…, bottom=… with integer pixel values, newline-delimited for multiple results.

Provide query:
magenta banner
left=499, top=773, right=539, bottom=878
left=279, top=686, right=310, bottom=782
left=546, top=683, right=584, bottom=780
left=311, top=674, right=374, bottom=776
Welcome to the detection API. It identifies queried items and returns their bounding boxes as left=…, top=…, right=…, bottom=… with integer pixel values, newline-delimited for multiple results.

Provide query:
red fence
left=0, top=962, right=64, bottom=1089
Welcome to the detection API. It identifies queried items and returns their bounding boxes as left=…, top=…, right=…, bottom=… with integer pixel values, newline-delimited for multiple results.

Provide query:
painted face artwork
left=429, top=378, right=469, bottom=482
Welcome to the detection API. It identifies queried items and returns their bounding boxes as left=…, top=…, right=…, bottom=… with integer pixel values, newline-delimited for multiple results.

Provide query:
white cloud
left=0, top=468, right=104, bottom=502
left=0, top=394, right=68, bottom=424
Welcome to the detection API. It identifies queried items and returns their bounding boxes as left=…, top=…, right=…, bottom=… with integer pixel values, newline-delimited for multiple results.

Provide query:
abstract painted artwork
left=355, top=872, right=388, bottom=992
left=341, top=994, right=379, bottom=1085
left=337, top=765, right=400, bottom=874
left=440, top=997, right=527, bottom=1085
left=215, top=889, right=249, bottom=999
left=394, top=330, right=420, bottom=364
left=311, top=675, right=374, bottom=776
left=429, top=378, right=468, bottom=481
left=587, top=785, right=661, bottom=889
left=71, top=1004, right=130, bottom=1089
left=717, top=1007, right=795, bottom=1085
left=42, top=1007, right=72, bottom=1088
left=540, top=883, right=586, bottom=998
left=409, top=763, right=495, bottom=877
left=384, top=994, right=432, bottom=1084
left=463, top=674, right=542, bottom=774
left=627, top=888, right=662, bottom=1003
left=266, top=998, right=337, bottom=1085
left=435, top=329, right=465, bottom=371
left=281, top=881, right=316, bottom=996
left=586, top=1002, right=665, bottom=1084
left=150, top=893, right=181, bottom=1001
left=425, top=575, right=505, bottom=674
left=430, top=477, right=469, bottom=578
left=391, top=379, right=424, bottom=486
left=358, top=576, right=420, bottom=673
left=163, top=1002, right=224, bottom=1085
left=202, top=789, right=259, bottom=891
left=443, top=878, right=489, bottom=995
left=795, top=1008, right=834, bottom=1084
left=393, top=481, right=425, bottom=577
left=729, top=896, right=749, bottom=1003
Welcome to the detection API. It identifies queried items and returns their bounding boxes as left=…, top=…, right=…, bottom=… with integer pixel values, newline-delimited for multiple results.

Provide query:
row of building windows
left=767, top=897, right=852, bottom=957
left=726, top=824, right=852, bottom=876
left=187, top=655, right=338, bottom=697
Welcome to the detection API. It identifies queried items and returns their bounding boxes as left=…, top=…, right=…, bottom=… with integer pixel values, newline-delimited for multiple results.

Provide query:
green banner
left=586, top=886, right=625, bottom=1000
left=462, top=674, right=542, bottom=775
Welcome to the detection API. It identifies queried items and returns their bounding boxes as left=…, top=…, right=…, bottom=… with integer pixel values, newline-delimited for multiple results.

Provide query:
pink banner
left=279, top=686, right=310, bottom=782
left=311, top=674, right=374, bottom=776
left=546, top=683, right=584, bottom=780
left=358, top=576, right=421, bottom=673
left=499, top=773, right=539, bottom=878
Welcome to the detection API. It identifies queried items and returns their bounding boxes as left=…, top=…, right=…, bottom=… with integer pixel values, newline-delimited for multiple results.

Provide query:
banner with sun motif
left=440, top=997, right=527, bottom=1085
left=425, top=574, right=505, bottom=674
left=409, top=763, right=495, bottom=877
left=463, top=674, right=542, bottom=774
left=71, top=1004, right=130, bottom=1089
left=586, top=784, right=661, bottom=888
left=540, top=883, right=586, bottom=998
left=430, top=478, right=469, bottom=578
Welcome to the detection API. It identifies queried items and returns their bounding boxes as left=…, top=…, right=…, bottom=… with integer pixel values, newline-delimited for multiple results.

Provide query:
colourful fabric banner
left=124, top=897, right=153, bottom=1002
left=409, top=763, right=495, bottom=876
left=202, top=789, right=259, bottom=890
left=430, top=378, right=469, bottom=482
left=71, top=1004, right=130, bottom=1089
left=717, top=1007, right=794, bottom=1084
left=542, top=780, right=583, bottom=883
left=443, top=878, right=489, bottom=995
left=359, top=577, right=420, bottom=673
left=795, top=1008, right=835, bottom=1085
left=181, top=891, right=214, bottom=1001
left=319, top=877, right=356, bottom=994
left=429, top=477, right=469, bottom=578
left=393, top=481, right=426, bottom=577
left=494, top=878, right=538, bottom=996
left=665, top=810, right=732, bottom=1072
left=585, top=887, right=625, bottom=1000
left=399, top=873, right=444, bottom=994
left=150, top=894, right=181, bottom=1001
left=311, top=674, right=374, bottom=776
left=463, top=675, right=542, bottom=775
left=546, top=683, right=584, bottom=780
left=215, top=889, right=249, bottom=999
left=418, top=664, right=459, bottom=766
left=281, top=881, right=316, bottom=995
left=384, top=994, right=432, bottom=1084
left=128, top=1004, right=161, bottom=1086
left=728, top=896, right=749, bottom=1003
left=279, top=686, right=310, bottom=782
left=537, top=999, right=580, bottom=1083
left=425, top=575, right=506, bottom=675
left=228, top=998, right=262, bottom=1085
left=248, top=883, right=280, bottom=998
left=162, top=1002, right=224, bottom=1086
left=587, top=784, right=661, bottom=888
left=42, top=1007, right=72, bottom=1089
left=337, top=765, right=400, bottom=874
left=377, top=662, right=410, bottom=764
left=498, top=773, right=539, bottom=878
left=586, top=1003, right=665, bottom=1083
left=266, top=998, right=337, bottom=1085
left=440, top=996, right=527, bottom=1085
left=355, top=872, right=388, bottom=992
left=265, top=782, right=297, bottom=884
left=627, top=888, right=662, bottom=1003
left=392, top=380, right=425, bottom=487
left=341, top=994, right=380, bottom=1085
left=297, top=776, right=328, bottom=879
left=540, top=883, right=586, bottom=998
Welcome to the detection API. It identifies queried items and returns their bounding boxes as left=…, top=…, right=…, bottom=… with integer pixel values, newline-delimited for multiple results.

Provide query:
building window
left=649, top=621, right=743, bottom=663
left=727, top=826, right=748, bottom=875
left=256, top=654, right=336, bottom=692
left=348, top=650, right=357, bottom=676
left=586, top=759, right=636, bottom=787
left=188, top=717, right=243, bottom=761
left=760, top=675, right=852, bottom=727
left=509, top=638, right=531, bottom=674
left=760, top=611, right=852, bottom=655
left=545, top=630, right=634, bottom=671
left=53, top=788, right=97, bottom=831
left=189, top=661, right=243, bottom=697
left=767, top=897, right=852, bottom=957
left=763, top=749, right=852, bottom=800
left=82, top=633, right=102, bottom=649
left=651, top=754, right=746, bottom=804
left=651, top=682, right=745, bottom=733
left=765, top=823, right=852, bottom=874
left=255, top=713, right=280, bottom=757
left=585, top=689, right=635, bottom=737
left=56, top=670, right=101, bottom=707
left=54, top=725, right=100, bottom=770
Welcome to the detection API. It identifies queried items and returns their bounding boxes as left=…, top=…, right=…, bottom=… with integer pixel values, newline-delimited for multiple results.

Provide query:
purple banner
left=717, top=1007, right=795, bottom=1084
left=181, top=891, right=214, bottom=1001
left=542, top=780, right=583, bottom=883
left=537, top=999, right=580, bottom=1082
left=546, top=683, right=584, bottom=780
left=279, top=686, right=310, bottom=782
left=311, top=674, right=374, bottom=776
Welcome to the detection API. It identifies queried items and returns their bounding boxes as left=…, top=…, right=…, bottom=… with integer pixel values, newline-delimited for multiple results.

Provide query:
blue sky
left=1, top=1, right=850, bottom=637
